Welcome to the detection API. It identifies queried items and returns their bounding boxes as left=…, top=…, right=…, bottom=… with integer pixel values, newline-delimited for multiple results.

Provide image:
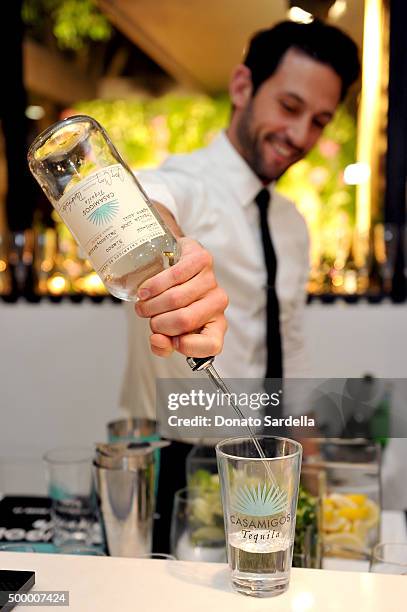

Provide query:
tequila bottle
left=28, top=115, right=180, bottom=301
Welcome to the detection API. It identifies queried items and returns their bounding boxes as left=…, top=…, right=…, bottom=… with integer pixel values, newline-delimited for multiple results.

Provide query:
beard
left=235, top=103, right=301, bottom=183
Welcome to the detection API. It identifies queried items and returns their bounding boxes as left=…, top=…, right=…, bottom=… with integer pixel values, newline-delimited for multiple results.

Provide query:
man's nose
left=286, top=117, right=310, bottom=151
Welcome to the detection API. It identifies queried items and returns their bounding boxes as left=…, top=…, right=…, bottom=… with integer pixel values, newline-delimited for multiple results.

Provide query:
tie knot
left=255, top=188, right=270, bottom=212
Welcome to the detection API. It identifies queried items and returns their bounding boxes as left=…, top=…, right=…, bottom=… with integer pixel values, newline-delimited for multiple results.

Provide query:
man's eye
left=313, top=120, right=326, bottom=129
left=281, top=102, right=297, bottom=113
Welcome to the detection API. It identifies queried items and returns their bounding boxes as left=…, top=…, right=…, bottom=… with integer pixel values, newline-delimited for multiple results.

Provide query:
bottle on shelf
left=342, top=240, right=358, bottom=300
left=7, top=229, right=39, bottom=302
left=0, top=230, right=12, bottom=298
left=367, top=225, right=383, bottom=301
left=369, top=383, right=391, bottom=448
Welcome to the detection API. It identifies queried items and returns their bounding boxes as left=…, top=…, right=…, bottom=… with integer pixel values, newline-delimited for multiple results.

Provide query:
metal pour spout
left=186, top=357, right=256, bottom=425
left=186, top=356, right=277, bottom=486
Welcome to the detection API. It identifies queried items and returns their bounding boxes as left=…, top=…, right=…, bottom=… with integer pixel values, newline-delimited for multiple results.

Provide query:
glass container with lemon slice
left=303, top=439, right=381, bottom=560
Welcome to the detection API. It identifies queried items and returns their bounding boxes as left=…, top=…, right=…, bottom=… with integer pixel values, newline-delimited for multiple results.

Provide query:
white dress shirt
left=120, top=131, right=310, bottom=418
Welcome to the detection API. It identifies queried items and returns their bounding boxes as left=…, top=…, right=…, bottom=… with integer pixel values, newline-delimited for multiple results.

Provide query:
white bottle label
left=56, top=163, right=165, bottom=275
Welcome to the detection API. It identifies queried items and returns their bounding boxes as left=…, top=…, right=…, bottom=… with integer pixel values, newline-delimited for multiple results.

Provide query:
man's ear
left=229, top=64, right=253, bottom=110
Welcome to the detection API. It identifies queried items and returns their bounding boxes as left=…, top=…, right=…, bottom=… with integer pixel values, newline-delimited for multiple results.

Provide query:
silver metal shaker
left=94, top=441, right=169, bottom=557
left=107, top=418, right=157, bottom=442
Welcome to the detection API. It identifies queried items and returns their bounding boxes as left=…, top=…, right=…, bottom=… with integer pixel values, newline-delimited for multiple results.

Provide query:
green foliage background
left=277, top=105, right=357, bottom=263
left=22, top=0, right=112, bottom=50
left=74, top=96, right=231, bottom=167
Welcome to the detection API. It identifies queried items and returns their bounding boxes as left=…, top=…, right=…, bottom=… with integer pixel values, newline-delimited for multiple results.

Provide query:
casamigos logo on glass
left=88, top=198, right=120, bottom=226
left=233, top=482, right=288, bottom=516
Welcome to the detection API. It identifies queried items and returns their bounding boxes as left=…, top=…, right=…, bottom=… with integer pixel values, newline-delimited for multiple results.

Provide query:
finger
left=150, top=287, right=228, bottom=337
left=137, top=242, right=212, bottom=300
left=173, top=316, right=228, bottom=357
left=150, top=333, right=174, bottom=357
left=135, top=269, right=217, bottom=318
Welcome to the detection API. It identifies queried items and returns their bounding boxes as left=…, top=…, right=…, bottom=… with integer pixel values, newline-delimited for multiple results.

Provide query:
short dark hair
left=244, top=20, right=360, bottom=101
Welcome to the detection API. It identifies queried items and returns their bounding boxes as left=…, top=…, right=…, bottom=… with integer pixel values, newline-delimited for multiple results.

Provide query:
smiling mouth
left=265, top=138, right=301, bottom=162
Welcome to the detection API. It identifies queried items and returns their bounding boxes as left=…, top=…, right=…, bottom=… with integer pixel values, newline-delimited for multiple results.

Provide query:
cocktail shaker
left=107, top=418, right=157, bottom=443
left=94, top=441, right=169, bottom=557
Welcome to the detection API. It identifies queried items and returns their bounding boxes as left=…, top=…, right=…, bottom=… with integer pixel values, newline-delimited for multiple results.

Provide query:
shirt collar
left=207, top=131, right=274, bottom=207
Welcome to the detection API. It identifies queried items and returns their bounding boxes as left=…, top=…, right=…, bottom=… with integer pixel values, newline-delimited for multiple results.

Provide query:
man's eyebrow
left=282, top=92, right=305, bottom=104
left=316, top=110, right=334, bottom=120
left=282, top=92, right=334, bottom=119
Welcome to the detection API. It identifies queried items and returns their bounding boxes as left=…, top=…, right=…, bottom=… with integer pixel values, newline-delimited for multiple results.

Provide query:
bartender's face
left=229, top=48, right=342, bottom=182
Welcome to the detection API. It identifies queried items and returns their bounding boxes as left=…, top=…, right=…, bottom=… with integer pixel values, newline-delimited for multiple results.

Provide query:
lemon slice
left=323, top=514, right=348, bottom=533
left=329, top=493, right=358, bottom=509
left=342, top=520, right=353, bottom=533
left=339, top=506, right=369, bottom=521
left=364, top=499, right=380, bottom=529
left=324, top=532, right=365, bottom=552
left=352, top=520, right=369, bottom=540
left=347, top=494, right=367, bottom=507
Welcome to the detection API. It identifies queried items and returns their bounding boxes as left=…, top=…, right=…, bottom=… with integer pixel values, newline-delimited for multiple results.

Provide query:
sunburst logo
left=232, top=482, right=288, bottom=517
left=88, top=200, right=120, bottom=226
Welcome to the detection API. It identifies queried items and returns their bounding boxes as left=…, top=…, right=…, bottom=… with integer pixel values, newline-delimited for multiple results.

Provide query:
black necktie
left=254, top=188, right=283, bottom=381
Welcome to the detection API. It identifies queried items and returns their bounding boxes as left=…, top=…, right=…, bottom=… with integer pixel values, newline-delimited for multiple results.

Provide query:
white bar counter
left=0, top=553, right=406, bottom=612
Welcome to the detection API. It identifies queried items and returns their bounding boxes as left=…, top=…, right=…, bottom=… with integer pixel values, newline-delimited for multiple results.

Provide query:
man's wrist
left=152, top=201, right=184, bottom=238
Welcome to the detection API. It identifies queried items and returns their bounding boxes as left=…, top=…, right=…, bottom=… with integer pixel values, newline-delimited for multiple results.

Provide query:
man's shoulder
left=137, top=146, right=211, bottom=182
left=273, top=190, right=307, bottom=222
left=136, top=147, right=213, bottom=221
left=273, top=190, right=309, bottom=241
left=137, top=147, right=210, bottom=195
left=160, top=146, right=211, bottom=177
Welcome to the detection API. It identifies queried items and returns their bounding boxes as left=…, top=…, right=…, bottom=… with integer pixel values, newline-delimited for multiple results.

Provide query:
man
left=123, top=20, right=360, bottom=551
